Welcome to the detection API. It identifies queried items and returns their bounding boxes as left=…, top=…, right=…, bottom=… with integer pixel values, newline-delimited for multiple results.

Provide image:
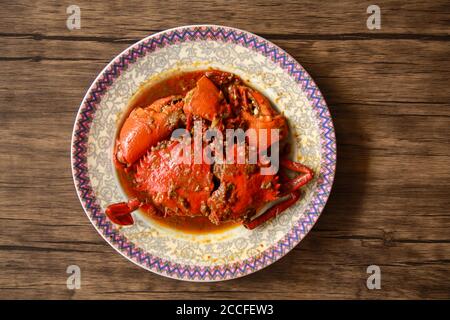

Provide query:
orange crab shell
left=134, top=140, right=213, bottom=217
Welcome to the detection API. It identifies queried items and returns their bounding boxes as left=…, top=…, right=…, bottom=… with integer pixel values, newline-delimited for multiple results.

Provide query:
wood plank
left=0, top=0, right=449, bottom=38
left=1, top=239, right=449, bottom=299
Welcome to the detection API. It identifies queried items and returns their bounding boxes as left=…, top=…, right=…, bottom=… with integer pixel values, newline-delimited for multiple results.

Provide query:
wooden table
left=1, top=0, right=449, bottom=299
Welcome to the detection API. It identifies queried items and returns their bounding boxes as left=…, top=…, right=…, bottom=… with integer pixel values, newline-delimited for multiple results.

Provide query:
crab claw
left=244, top=191, right=301, bottom=230
left=233, top=86, right=288, bottom=149
left=279, top=158, right=314, bottom=195
left=105, top=198, right=141, bottom=226
left=243, top=159, right=314, bottom=229
left=183, top=75, right=226, bottom=122
left=116, top=96, right=184, bottom=166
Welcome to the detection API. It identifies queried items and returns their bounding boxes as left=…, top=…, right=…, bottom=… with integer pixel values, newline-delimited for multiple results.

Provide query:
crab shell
left=134, top=140, right=213, bottom=217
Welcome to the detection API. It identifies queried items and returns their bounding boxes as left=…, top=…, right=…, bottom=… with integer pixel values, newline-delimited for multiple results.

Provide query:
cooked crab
left=107, top=70, right=314, bottom=229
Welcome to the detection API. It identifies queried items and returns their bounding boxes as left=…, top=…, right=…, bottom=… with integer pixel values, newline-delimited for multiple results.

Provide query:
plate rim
left=71, top=24, right=337, bottom=282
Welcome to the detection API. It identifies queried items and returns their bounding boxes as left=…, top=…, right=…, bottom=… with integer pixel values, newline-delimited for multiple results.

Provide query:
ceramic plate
left=71, top=25, right=336, bottom=281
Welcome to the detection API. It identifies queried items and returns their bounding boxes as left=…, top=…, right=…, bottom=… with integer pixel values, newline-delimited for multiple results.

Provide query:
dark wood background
left=0, top=0, right=449, bottom=299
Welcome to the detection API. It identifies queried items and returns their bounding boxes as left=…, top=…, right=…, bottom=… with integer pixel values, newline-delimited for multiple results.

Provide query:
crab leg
left=279, top=158, right=314, bottom=195
left=244, top=191, right=301, bottom=230
left=244, top=159, right=313, bottom=229
left=105, top=198, right=141, bottom=226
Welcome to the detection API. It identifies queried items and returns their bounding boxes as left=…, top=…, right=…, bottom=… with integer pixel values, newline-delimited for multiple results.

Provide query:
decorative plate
left=71, top=25, right=336, bottom=281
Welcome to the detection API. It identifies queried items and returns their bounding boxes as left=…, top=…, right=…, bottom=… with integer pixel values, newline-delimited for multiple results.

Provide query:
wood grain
left=0, top=0, right=449, bottom=299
